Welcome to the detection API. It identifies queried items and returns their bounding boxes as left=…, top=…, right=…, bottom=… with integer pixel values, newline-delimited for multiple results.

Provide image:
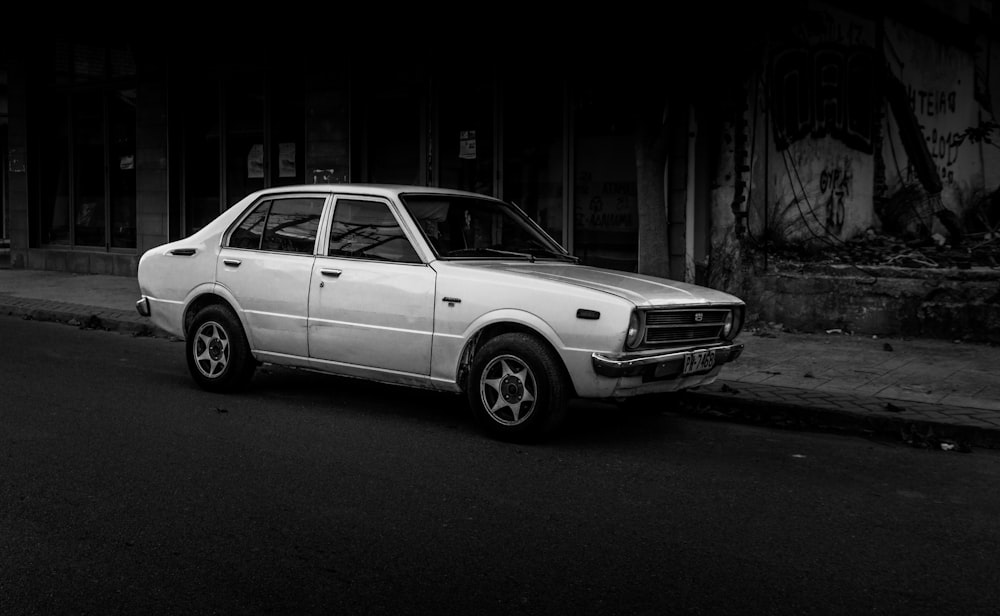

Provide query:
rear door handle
left=223, top=259, right=242, bottom=267
left=320, top=269, right=342, bottom=278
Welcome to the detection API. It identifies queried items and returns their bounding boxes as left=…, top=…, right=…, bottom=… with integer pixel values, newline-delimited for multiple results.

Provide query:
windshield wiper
left=527, top=248, right=580, bottom=262
left=446, top=248, right=535, bottom=262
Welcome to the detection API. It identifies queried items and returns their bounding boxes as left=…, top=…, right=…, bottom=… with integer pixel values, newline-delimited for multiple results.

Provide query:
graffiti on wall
left=819, top=159, right=853, bottom=234
left=794, top=3, right=873, bottom=47
left=903, top=85, right=963, bottom=185
left=770, top=45, right=878, bottom=154
left=770, top=150, right=863, bottom=242
left=574, top=171, right=636, bottom=230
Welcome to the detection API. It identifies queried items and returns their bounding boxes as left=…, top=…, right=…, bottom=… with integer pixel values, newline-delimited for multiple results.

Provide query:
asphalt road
left=2, top=317, right=999, bottom=616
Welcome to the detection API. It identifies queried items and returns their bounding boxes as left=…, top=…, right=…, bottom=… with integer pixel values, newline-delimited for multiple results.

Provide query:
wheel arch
left=457, top=319, right=576, bottom=398
left=182, top=289, right=255, bottom=349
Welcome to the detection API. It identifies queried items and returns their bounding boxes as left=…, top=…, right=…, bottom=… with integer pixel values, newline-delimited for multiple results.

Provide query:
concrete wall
left=750, top=264, right=1000, bottom=343
left=882, top=15, right=991, bottom=231
left=747, top=1, right=879, bottom=246
left=735, top=0, right=999, bottom=249
left=987, top=33, right=1000, bottom=193
left=707, top=113, right=752, bottom=304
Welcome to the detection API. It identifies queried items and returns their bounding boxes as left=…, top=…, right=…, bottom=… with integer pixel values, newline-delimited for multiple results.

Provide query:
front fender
left=432, top=308, right=569, bottom=389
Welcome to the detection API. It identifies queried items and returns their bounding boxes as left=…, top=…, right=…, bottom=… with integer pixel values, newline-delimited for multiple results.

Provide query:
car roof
left=250, top=183, right=500, bottom=201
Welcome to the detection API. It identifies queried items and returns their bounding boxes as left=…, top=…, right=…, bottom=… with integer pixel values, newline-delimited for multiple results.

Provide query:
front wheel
left=466, top=333, right=569, bottom=442
left=185, top=304, right=256, bottom=392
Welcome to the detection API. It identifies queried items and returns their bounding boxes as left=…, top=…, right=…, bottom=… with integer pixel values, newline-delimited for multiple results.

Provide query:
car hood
left=441, top=261, right=743, bottom=307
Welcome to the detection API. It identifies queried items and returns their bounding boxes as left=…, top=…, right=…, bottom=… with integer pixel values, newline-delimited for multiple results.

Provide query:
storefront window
left=182, top=75, right=220, bottom=236
left=181, top=64, right=308, bottom=237
left=353, top=62, right=425, bottom=185
left=437, top=65, right=494, bottom=195
left=39, top=94, right=70, bottom=245
left=109, top=89, right=136, bottom=248
left=572, top=84, right=638, bottom=272
left=502, top=74, right=564, bottom=244
left=270, top=69, right=304, bottom=187
left=225, top=70, right=265, bottom=206
left=73, top=92, right=106, bottom=247
left=304, top=68, right=349, bottom=185
left=37, top=44, right=136, bottom=250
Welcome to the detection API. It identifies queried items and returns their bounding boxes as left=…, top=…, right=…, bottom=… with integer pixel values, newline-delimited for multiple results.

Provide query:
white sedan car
left=136, top=184, right=745, bottom=441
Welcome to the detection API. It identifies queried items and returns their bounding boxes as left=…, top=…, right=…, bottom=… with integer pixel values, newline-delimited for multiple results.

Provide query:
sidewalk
left=2, top=265, right=999, bottom=450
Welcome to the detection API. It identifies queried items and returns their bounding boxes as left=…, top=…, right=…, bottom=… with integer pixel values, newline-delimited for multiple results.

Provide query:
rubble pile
left=762, top=230, right=1000, bottom=270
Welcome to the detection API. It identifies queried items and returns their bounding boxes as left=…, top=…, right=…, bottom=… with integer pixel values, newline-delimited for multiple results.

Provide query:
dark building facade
left=2, top=38, right=720, bottom=281
left=4, top=1, right=996, bottom=305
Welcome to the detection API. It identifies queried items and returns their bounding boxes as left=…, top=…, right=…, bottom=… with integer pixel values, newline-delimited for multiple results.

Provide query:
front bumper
left=591, top=341, right=744, bottom=379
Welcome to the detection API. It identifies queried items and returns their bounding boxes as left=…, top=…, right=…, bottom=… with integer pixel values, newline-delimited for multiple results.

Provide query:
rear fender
left=182, top=283, right=257, bottom=350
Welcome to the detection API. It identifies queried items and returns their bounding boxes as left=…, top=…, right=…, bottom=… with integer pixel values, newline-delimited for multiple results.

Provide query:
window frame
left=35, top=43, right=137, bottom=252
left=224, top=193, right=328, bottom=256
left=322, top=195, right=424, bottom=265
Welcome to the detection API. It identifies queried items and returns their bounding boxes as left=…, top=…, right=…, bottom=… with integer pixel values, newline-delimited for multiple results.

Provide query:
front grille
left=643, top=308, right=731, bottom=346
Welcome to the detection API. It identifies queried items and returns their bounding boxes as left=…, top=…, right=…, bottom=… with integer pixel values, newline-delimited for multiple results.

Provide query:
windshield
left=399, top=194, right=576, bottom=261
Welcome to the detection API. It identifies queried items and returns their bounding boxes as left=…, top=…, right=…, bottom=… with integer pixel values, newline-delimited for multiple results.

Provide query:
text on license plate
left=683, top=349, right=716, bottom=375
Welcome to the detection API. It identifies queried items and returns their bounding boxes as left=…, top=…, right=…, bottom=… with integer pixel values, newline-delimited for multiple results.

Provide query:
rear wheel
left=467, top=333, right=568, bottom=442
left=185, top=304, right=256, bottom=392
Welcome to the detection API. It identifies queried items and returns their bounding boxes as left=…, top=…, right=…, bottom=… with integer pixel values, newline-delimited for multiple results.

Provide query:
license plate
left=683, top=349, right=716, bottom=375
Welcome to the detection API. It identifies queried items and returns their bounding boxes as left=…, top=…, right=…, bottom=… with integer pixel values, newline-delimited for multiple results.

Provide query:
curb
left=0, top=299, right=171, bottom=339
left=677, top=383, right=1000, bottom=451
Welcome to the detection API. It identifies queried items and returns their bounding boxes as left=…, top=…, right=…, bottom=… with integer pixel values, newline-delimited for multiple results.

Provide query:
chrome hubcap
left=480, top=355, right=536, bottom=426
left=193, top=321, right=230, bottom=378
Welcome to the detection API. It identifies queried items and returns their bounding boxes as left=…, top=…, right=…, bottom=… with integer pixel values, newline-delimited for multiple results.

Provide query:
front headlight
left=722, top=311, right=734, bottom=338
left=732, top=305, right=745, bottom=339
left=722, top=306, right=744, bottom=340
left=625, top=310, right=643, bottom=349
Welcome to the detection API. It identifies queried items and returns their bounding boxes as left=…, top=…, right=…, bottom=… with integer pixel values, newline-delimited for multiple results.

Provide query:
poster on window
left=459, top=130, right=477, bottom=160
left=279, top=143, right=296, bottom=178
left=248, top=144, right=264, bottom=179
left=8, top=147, right=26, bottom=173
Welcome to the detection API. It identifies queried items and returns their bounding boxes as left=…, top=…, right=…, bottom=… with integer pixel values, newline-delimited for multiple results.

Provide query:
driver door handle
left=320, top=269, right=342, bottom=278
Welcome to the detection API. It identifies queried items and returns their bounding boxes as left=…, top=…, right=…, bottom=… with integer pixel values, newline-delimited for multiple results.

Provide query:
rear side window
left=327, top=198, right=420, bottom=263
left=229, top=197, right=325, bottom=254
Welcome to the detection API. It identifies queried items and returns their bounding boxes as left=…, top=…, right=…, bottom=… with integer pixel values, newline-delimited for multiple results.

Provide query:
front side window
left=229, top=197, right=324, bottom=254
left=327, top=199, right=419, bottom=263
left=401, top=194, right=573, bottom=261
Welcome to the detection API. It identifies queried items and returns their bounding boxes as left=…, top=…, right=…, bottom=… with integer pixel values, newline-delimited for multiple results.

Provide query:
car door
left=216, top=194, right=327, bottom=359
left=307, top=195, right=436, bottom=379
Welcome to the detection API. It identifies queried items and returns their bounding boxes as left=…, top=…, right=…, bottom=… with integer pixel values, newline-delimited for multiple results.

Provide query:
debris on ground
left=762, top=228, right=1000, bottom=270
left=899, top=423, right=973, bottom=452
left=746, top=321, right=784, bottom=337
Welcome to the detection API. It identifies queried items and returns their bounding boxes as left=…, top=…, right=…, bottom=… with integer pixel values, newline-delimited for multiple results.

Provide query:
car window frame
left=319, top=194, right=428, bottom=265
left=398, top=192, right=571, bottom=261
left=224, top=192, right=331, bottom=257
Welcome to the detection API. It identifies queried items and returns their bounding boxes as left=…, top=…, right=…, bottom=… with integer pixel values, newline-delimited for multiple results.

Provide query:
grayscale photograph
left=2, top=2, right=999, bottom=614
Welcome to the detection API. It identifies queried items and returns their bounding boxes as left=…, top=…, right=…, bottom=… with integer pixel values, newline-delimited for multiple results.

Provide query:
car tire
left=185, top=304, right=256, bottom=392
left=467, top=332, right=569, bottom=442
